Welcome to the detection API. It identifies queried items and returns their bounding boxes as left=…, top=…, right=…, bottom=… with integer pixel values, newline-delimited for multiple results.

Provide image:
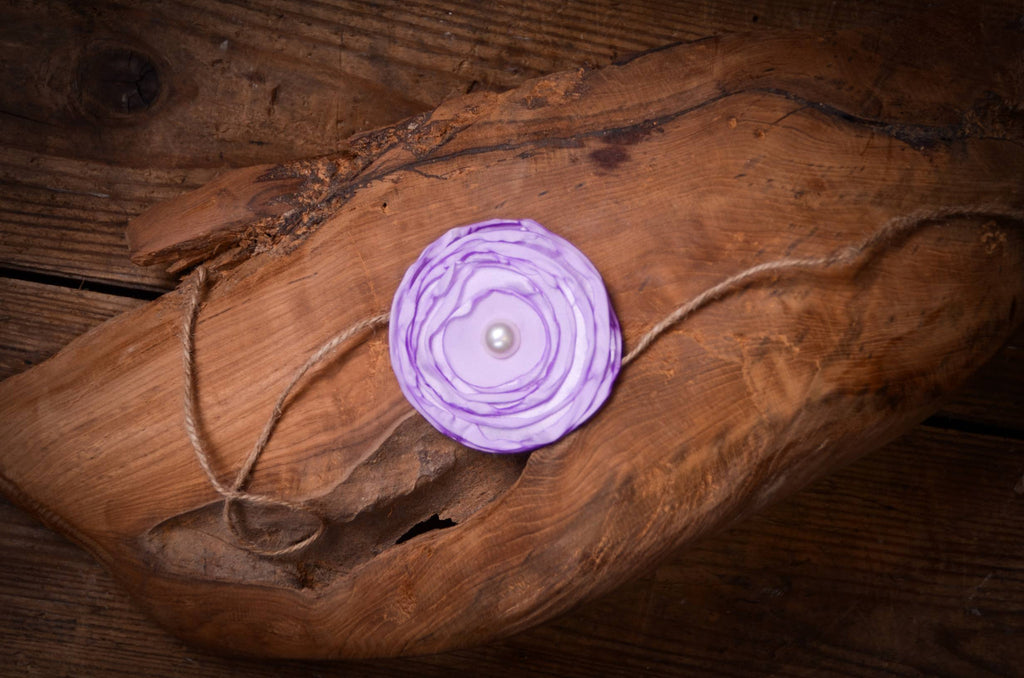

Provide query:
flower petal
left=390, top=218, right=621, bottom=453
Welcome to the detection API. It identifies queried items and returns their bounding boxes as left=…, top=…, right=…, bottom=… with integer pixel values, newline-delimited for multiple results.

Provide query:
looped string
left=181, top=205, right=1020, bottom=557
left=181, top=265, right=388, bottom=557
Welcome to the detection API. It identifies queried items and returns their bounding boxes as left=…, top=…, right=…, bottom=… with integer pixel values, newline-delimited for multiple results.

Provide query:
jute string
left=181, top=206, right=1019, bottom=557
left=182, top=266, right=388, bottom=556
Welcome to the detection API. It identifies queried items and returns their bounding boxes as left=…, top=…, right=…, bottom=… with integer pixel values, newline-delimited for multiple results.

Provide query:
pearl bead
left=484, top=321, right=518, bottom=358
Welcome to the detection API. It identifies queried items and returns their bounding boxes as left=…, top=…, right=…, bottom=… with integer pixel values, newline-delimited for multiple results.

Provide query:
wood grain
left=2, top=426, right=1020, bottom=675
left=0, top=148, right=200, bottom=290
left=12, top=0, right=1006, bottom=167
left=1, top=281, right=1018, bottom=429
left=1, top=28, right=1022, bottom=657
left=0, top=278, right=146, bottom=379
left=4, top=0, right=1019, bottom=288
left=2, top=0, right=1024, bottom=669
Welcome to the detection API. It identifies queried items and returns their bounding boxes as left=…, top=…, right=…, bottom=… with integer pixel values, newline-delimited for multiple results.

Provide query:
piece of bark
left=2, top=29, right=1024, bottom=659
left=125, top=164, right=308, bottom=272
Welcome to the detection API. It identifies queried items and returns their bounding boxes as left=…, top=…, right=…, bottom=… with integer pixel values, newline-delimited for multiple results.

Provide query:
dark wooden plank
left=0, top=278, right=146, bottom=380
left=3, top=0, right=1019, bottom=288
left=0, top=150, right=202, bottom=290
left=12, top=0, right=1005, bottom=166
left=2, top=426, right=1020, bottom=676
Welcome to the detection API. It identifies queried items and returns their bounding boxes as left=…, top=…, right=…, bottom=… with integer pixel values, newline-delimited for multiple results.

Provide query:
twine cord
left=181, top=206, right=1019, bottom=557
left=625, top=205, right=1023, bottom=364
left=181, top=267, right=387, bottom=556
left=625, top=211, right=892, bottom=365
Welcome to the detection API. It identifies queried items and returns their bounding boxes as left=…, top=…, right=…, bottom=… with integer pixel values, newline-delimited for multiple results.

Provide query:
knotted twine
left=181, top=206, right=1019, bottom=557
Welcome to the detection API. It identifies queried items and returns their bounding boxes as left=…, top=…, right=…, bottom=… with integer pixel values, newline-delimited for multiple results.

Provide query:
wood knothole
left=75, top=44, right=163, bottom=122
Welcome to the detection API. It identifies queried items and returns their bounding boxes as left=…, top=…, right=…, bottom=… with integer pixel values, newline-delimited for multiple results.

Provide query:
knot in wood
left=76, top=46, right=162, bottom=121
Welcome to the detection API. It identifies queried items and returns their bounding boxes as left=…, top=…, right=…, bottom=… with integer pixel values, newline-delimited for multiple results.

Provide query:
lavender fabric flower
left=389, top=218, right=622, bottom=453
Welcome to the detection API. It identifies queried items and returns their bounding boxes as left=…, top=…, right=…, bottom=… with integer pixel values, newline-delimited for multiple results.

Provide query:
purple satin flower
left=390, top=218, right=621, bottom=453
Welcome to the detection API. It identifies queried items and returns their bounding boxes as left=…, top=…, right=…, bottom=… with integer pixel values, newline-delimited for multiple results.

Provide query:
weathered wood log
left=1, top=29, right=1023, bottom=658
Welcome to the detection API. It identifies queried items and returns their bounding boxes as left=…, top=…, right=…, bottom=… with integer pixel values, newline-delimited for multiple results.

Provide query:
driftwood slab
left=2, top=29, right=1023, bottom=658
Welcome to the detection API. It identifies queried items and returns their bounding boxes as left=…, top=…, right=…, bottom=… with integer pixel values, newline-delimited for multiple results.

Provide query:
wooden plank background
left=1, top=1, right=1022, bottom=675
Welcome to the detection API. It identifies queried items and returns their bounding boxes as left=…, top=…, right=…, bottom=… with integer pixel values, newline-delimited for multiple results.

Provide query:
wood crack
left=261, top=85, right=1019, bottom=259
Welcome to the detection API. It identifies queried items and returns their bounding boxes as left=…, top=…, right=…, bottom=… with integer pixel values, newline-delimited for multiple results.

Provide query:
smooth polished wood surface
left=1, top=0, right=1023, bottom=673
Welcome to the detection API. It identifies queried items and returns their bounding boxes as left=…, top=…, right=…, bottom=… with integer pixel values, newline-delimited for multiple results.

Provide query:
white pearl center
left=484, top=321, right=518, bottom=358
